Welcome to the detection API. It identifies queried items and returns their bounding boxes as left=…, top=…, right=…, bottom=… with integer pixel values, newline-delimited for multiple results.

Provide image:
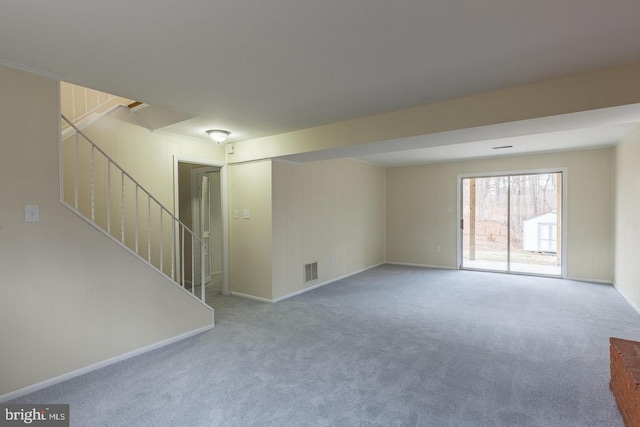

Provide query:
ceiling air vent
left=492, top=145, right=513, bottom=150
left=304, top=262, right=318, bottom=283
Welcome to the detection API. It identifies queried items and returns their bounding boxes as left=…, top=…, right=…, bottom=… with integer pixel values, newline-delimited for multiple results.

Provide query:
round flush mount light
left=206, top=129, right=231, bottom=144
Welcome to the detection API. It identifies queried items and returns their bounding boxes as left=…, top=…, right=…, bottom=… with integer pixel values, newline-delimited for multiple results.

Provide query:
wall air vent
left=304, top=262, right=318, bottom=283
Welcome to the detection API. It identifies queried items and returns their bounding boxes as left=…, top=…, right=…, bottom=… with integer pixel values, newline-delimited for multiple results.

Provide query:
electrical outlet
left=233, top=209, right=239, bottom=219
left=435, top=245, right=441, bottom=253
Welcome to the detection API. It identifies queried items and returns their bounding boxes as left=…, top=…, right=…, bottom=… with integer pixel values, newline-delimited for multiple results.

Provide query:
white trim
left=0, top=323, right=215, bottom=403
left=456, top=176, right=462, bottom=269
left=457, top=167, right=569, bottom=180
left=345, top=157, right=385, bottom=168
left=385, top=262, right=457, bottom=270
left=566, top=276, right=613, bottom=285
left=230, top=292, right=273, bottom=303
left=613, top=282, right=640, bottom=316
left=272, top=263, right=385, bottom=302
left=272, top=158, right=302, bottom=166
left=561, top=168, right=568, bottom=279
left=58, top=82, right=64, bottom=208
left=230, top=263, right=386, bottom=303
left=0, top=57, right=65, bottom=81
left=174, top=156, right=230, bottom=295
left=61, top=113, right=102, bottom=139
left=61, top=104, right=132, bottom=139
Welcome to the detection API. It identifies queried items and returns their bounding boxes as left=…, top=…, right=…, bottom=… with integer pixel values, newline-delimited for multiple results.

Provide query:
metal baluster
left=171, top=218, right=175, bottom=280
left=74, top=132, right=79, bottom=210
left=201, top=242, right=207, bottom=301
left=60, top=115, right=215, bottom=304
left=107, top=161, right=111, bottom=234
left=160, top=209, right=164, bottom=273
left=191, top=236, right=195, bottom=295
left=90, top=145, right=95, bottom=221
left=121, top=171, right=125, bottom=243
left=147, top=196, right=152, bottom=262
left=181, top=224, right=185, bottom=288
left=135, top=185, right=139, bottom=254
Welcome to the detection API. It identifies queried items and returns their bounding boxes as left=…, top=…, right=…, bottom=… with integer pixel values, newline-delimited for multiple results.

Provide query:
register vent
left=304, top=262, right=318, bottom=283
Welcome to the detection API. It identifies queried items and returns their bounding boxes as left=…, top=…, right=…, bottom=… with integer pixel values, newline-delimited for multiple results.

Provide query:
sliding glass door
left=461, top=171, right=562, bottom=277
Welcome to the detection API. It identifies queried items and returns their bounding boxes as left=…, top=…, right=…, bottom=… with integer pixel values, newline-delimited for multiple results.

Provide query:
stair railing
left=60, top=114, right=208, bottom=304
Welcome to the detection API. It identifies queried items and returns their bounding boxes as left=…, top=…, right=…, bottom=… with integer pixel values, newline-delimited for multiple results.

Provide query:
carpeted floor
left=12, top=265, right=640, bottom=426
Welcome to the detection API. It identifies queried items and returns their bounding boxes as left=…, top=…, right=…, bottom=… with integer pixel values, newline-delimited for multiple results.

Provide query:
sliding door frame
left=456, top=167, right=568, bottom=278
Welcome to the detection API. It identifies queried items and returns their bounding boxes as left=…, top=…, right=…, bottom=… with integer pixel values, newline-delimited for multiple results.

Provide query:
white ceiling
left=1, top=0, right=640, bottom=164
left=282, top=104, right=640, bottom=166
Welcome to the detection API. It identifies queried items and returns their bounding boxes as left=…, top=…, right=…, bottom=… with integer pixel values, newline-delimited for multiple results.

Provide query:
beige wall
left=230, top=62, right=640, bottom=163
left=272, top=159, right=385, bottom=300
left=70, top=106, right=226, bottom=210
left=62, top=107, right=226, bottom=279
left=3, top=58, right=635, bottom=398
left=0, top=66, right=213, bottom=397
left=614, top=125, right=640, bottom=308
left=386, top=148, right=614, bottom=282
left=60, top=82, right=132, bottom=124
left=229, top=160, right=273, bottom=300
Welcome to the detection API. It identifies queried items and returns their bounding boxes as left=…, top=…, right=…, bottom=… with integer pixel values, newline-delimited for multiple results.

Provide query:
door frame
left=174, top=156, right=230, bottom=295
left=456, top=167, right=568, bottom=278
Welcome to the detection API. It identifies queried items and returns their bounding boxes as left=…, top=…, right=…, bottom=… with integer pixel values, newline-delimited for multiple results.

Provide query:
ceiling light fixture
left=206, top=129, right=231, bottom=144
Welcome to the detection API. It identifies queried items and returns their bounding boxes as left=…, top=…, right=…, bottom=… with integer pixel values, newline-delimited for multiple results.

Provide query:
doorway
left=190, top=167, right=223, bottom=292
left=176, top=159, right=228, bottom=303
left=459, top=170, right=565, bottom=277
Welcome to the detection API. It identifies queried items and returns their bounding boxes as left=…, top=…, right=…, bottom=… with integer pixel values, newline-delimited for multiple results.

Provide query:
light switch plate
left=25, top=205, right=40, bottom=222
left=243, top=209, right=251, bottom=219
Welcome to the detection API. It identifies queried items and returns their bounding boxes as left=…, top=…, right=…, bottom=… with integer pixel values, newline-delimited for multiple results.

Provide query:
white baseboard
left=612, top=282, right=640, bottom=317
left=230, top=292, right=273, bottom=303
left=0, top=323, right=215, bottom=403
left=566, top=276, right=613, bottom=285
left=385, top=262, right=458, bottom=270
left=272, top=263, right=385, bottom=303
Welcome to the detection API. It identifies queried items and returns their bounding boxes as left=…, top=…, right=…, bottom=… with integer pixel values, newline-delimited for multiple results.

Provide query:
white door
left=191, top=168, right=222, bottom=290
left=200, top=173, right=212, bottom=283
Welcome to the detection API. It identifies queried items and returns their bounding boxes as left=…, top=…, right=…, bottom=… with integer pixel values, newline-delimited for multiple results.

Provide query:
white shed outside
left=522, top=211, right=557, bottom=253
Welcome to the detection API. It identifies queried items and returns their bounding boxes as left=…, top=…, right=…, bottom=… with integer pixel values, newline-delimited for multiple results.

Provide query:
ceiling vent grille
left=304, top=262, right=318, bottom=283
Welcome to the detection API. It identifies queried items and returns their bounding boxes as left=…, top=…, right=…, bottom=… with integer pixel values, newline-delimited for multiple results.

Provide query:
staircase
left=60, top=114, right=210, bottom=305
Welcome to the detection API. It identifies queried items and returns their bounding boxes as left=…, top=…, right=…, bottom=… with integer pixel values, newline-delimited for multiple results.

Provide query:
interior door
left=191, top=167, right=222, bottom=292
left=200, top=173, right=212, bottom=283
